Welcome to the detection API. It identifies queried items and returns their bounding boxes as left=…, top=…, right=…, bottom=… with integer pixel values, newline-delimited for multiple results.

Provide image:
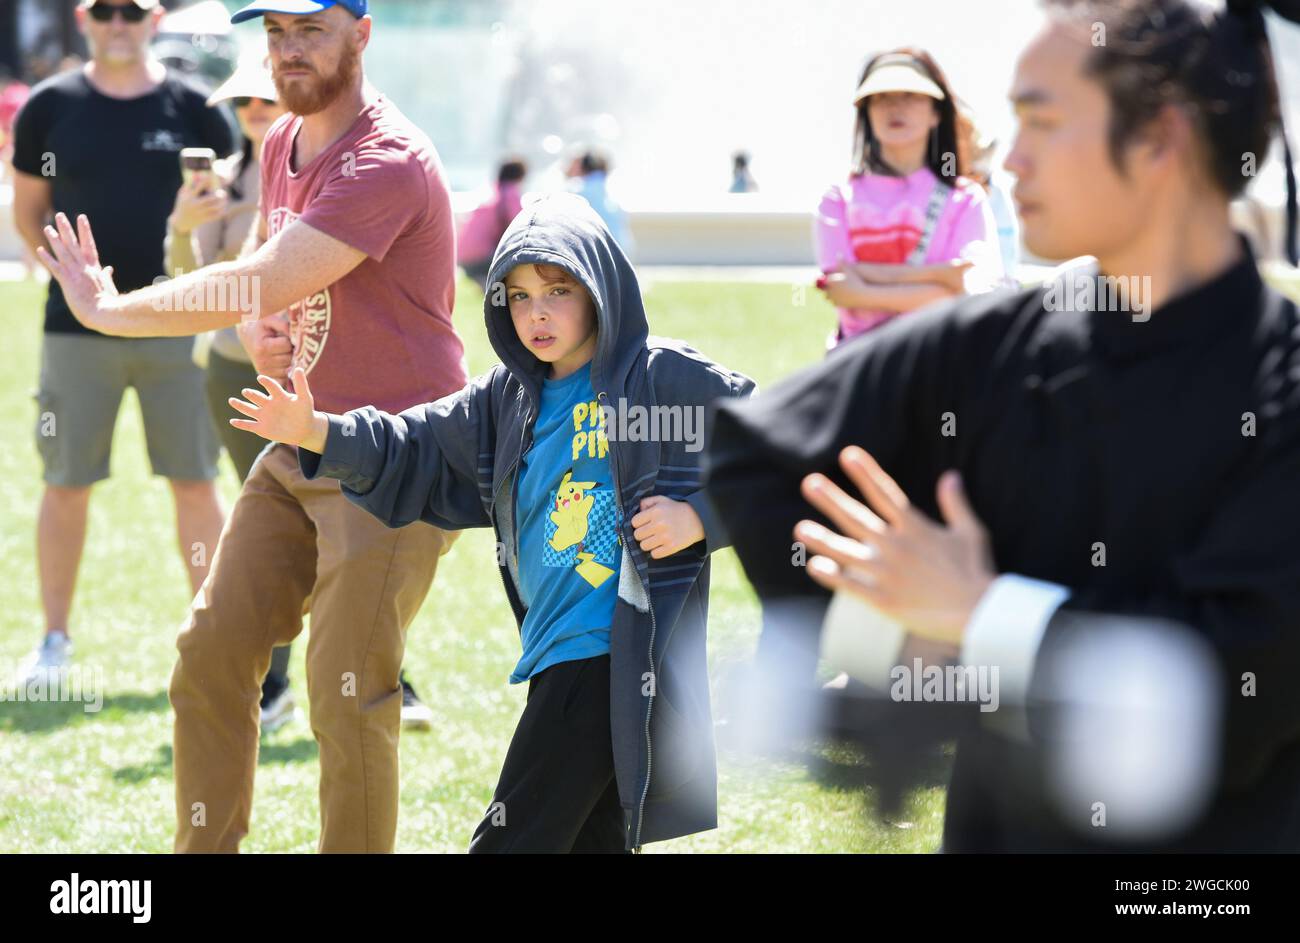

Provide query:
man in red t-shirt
left=37, top=0, right=467, bottom=853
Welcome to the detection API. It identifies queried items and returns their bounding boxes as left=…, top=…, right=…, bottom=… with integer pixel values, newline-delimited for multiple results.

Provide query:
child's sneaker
left=259, top=673, right=296, bottom=733
left=400, top=672, right=433, bottom=731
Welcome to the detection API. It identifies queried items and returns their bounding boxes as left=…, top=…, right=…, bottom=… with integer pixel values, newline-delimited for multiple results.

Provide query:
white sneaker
left=400, top=675, right=434, bottom=731
left=260, top=685, right=296, bottom=733
left=17, top=632, right=72, bottom=686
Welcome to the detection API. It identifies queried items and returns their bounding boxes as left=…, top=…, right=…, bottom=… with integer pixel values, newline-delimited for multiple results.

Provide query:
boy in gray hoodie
left=230, top=193, right=755, bottom=851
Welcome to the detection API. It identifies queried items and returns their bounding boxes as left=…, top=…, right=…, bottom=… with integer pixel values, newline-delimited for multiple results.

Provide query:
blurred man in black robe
left=705, top=0, right=1300, bottom=851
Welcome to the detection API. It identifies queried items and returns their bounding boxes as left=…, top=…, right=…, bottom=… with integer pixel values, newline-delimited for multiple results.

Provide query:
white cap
left=853, top=54, right=945, bottom=105
left=206, top=55, right=278, bottom=107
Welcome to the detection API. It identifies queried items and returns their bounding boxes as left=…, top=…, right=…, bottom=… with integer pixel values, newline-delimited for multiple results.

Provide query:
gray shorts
left=33, top=332, right=221, bottom=487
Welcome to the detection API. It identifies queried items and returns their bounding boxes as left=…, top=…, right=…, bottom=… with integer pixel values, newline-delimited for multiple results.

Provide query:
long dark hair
left=851, top=48, right=969, bottom=183
left=1042, top=0, right=1300, bottom=264
left=228, top=134, right=256, bottom=202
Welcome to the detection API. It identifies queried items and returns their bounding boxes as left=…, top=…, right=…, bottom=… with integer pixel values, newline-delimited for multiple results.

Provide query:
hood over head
left=484, top=192, right=647, bottom=407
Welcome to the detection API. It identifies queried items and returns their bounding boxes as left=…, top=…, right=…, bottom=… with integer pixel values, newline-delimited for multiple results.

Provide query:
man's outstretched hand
left=792, top=445, right=997, bottom=648
left=228, top=366, right=330, bottom=454
left=36, top=212, right=122, bottom=333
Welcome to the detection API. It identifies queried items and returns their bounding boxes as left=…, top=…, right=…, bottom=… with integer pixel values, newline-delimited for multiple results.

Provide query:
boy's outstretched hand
left=228, top=366, right=330, bottom=453
left=631, top=495, right=705, bottom=559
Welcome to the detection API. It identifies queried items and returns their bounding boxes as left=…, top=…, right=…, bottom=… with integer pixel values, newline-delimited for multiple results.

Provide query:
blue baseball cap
left=230, top=0, right=368, bottom=25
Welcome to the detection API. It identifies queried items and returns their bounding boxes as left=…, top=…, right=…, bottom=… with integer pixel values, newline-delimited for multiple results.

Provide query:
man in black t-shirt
left=10, top=0, right=236, bottom=685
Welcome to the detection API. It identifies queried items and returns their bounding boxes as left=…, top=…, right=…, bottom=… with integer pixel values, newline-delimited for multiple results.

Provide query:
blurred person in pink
left=458, top=157, right=526, bottom=290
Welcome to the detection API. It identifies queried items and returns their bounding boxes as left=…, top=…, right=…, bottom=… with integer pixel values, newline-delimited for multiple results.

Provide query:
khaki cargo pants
left=169, top=443, right=455, bottom=852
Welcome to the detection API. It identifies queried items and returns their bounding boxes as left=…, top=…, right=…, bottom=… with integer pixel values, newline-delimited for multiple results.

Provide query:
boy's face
left=505, top=263, right=598, bottom=380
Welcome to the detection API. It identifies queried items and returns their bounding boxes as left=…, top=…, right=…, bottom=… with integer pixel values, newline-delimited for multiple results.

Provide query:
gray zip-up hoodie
left=297, top=192, right=756, bottom=848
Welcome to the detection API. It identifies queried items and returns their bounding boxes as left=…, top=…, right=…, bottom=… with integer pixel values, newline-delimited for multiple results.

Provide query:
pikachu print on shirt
left=543, top=399, right=622, bottom=588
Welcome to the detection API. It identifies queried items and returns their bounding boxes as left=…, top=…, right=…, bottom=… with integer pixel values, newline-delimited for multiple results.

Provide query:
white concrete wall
left=624, top=195, right=816, bottom=266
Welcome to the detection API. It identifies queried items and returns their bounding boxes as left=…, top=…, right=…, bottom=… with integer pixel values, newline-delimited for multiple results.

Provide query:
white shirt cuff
left=961, top=574, right=1071, bottom=707
left=820, top=588, right=907, bottom=691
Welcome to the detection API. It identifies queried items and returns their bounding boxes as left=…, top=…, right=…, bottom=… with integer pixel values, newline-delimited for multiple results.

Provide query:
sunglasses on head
left=232, top=97, right=276, bottom=108
left=88, top=3, right=150, bottom=23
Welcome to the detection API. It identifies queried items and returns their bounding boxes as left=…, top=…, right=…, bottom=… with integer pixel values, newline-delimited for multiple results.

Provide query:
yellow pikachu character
left=549, top=470, right=615, bottom=588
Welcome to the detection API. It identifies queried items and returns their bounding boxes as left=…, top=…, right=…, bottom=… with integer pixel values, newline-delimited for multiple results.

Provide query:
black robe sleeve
left=703, top=302, right=966, bottom=679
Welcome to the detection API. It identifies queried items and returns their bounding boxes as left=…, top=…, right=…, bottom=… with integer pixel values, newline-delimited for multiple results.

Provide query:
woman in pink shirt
left=815, top=48, right=1004, bottom=349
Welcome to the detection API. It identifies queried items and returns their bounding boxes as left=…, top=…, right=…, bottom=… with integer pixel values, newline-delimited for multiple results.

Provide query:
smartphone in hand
left=180, top=147, right=218, bottom=195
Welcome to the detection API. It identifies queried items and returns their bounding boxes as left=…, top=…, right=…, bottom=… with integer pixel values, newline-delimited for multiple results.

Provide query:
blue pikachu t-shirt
left=512, top=362, right=622, bottom=683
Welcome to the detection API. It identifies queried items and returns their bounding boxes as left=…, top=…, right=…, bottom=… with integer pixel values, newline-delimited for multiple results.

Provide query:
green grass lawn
left=0, top=273, right=950, bottom=853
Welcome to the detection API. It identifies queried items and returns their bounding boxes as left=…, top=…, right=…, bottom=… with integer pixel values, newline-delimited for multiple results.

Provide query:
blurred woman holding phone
left=165, top=57, right=285, bottom=482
